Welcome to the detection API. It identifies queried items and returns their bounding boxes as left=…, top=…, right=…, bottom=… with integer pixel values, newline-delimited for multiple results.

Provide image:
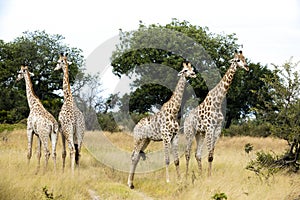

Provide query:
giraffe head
left=54, top=53, right=72, bottom=71
left=178, top=62, right=197, bottom=78
left=230, top=50, right=249, bottom=71
left=17, top=65, right=34, bottom=81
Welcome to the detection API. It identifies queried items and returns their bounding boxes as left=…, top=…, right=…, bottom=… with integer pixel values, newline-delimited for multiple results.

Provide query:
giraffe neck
left=162, top=75, right=186, bottom=116
left=62, top=65, right=73, bottom=102
left=210, top=63, right=237, bottom=103
left=23, top=71, right=42, bottom=110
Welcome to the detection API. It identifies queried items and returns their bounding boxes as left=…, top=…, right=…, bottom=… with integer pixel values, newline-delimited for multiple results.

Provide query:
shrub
left=246, top=151, right=282, bottom=181
left=223, top=120, right=272, bottom=137
left=0, top=122, right=26, bottom=133
left=97, top=112, right=120, bottom=132
left=244, top=143, right=254, bottom=154
left=212, top=192, right=227, bottom=200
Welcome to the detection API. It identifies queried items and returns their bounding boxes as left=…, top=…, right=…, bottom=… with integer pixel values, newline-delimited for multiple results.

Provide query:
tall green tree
left=0, top=30, right=85, bottom=123
left=111, top=19, right=271, bottom=127
left=254, top=59, right=300, bottom=168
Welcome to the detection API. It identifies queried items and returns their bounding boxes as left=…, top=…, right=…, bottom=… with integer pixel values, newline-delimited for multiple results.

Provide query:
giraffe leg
left=26, top=126, right=34, bottom=166
left=50, top=130, right=58, bottom=173
left=42, top=134, right=50, bottom=174
left=75, top=141, right=83, bottom=171
left=35, top=137, right=42, bottom=175
left=208, top=122, right=222, bottom=177
left=128, top=138, right=149, bottom=189
left=163, top=137, right=171, bottom=183
left=206, top=129, right=215, bottom=177
left=185, top=132, right=194, bottom=178
left=75, top=122, right=84, bottom=167
left=70, top=147, right=75, bottom=175
left=207, top=148, right=214, bottom=177
left=195, top=132, right=205, bottom=176
left=61, top=133, right=66, bottom=172
left=171, top=134, right=180, bottom=179
left=68, top=140, right=75, bottom=175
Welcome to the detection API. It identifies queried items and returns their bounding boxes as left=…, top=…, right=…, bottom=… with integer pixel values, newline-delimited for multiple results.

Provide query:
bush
left=246, top=151, right=280, bottom=181
left=244, top=143, right=254, bottom=154
left=97, top=112, right=120, bottom=132
left=212, top=192, right=227, bottom=200
left=0, top=121, right=26, bottom=133
left=223, top=120, right=272, bottom=137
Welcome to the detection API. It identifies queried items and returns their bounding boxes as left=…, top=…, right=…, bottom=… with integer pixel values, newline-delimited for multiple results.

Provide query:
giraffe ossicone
left=128, top=61, right=196, bottom=189
left=184, top=50, right=248, bottom=178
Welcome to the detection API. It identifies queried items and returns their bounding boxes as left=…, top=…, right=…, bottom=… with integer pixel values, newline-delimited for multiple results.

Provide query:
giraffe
left=54, top=53, right=85, bottom=174
left=184, top=50, right=249, bottom=177
left=128, top=62, right=197, bottom=189
left=17, top=65, right=59, bottom=174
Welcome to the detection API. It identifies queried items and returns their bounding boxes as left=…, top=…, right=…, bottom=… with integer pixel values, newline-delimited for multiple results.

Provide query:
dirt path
left=88, top=188, right=154, bottom=200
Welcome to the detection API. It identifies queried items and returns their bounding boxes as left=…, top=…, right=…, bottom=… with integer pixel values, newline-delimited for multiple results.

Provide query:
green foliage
left=0, top=122, right=26, bottom=133
left=129, top=84, right=172, bottom=113
left=97, top=110, right=150, bottom=132
left=42, top=186, right=62, bottom=200
left=244, top=143, right=254, bottom=154
left=225, top=63, right=273, bottom=128
left=111, top=19, right=272, bottom=127
left=0, top=30, right=85, bottom=123
left=246, top=151, right=281, bottom=181
left=212, top=192, right=228, bottom=200
left=42, top=186, right=54, bottom=199
left=253, top=59, right=300, bottom=141
left=97, top=112, right=120, bottom=132
left=130, top=112, right=149, bottom=125
left=253, top=59, right=300, bottom=168
left=223, top=120, right=272, bottom=137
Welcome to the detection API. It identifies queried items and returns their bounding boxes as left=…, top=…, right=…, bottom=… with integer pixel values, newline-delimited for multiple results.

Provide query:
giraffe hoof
left=129, top=184, right=134, bottom=189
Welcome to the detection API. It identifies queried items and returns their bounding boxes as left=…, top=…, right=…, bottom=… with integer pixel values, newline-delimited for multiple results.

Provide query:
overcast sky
left=1, top=0, right=299, bottom=64
left=1, top=0, right=299, bottom=95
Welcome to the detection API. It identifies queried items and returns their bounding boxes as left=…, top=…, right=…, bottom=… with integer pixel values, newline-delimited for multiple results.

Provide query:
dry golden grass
left=0, top=130, right=299, bottom=200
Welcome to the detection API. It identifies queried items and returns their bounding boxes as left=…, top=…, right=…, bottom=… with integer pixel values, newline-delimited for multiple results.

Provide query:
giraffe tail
left=49, top=123, right=59, bottom=141
left=139, top=151, right=146, bottom=161
left=178, top=126, right=184, bottom=134
left=53, top=123, right=59, bottom=135
left=75, top=143, right=80, bottom=165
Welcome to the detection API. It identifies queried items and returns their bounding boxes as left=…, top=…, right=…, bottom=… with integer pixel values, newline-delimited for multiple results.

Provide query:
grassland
left=0, top=129, right=299, bottom=200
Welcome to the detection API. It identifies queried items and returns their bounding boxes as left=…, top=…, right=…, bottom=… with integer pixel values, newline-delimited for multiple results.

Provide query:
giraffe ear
left=67, top=61, right=72, bottom=65
left=29, top=72, right=34, bottom=77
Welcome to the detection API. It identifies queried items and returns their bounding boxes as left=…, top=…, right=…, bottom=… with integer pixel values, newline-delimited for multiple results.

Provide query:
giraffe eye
left=236, top=59, right=240, bottom=62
